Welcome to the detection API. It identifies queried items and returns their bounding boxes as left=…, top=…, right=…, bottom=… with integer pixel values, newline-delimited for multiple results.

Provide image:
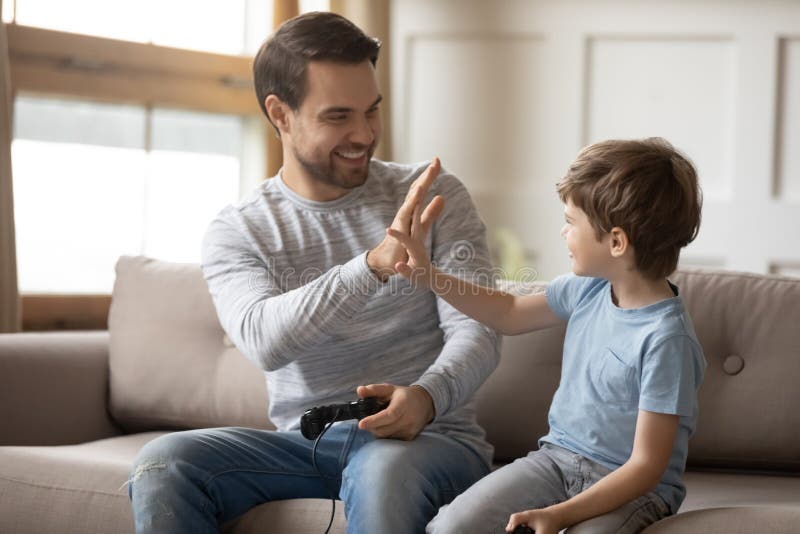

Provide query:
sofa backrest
left=109, top=256, right=800, bottom=472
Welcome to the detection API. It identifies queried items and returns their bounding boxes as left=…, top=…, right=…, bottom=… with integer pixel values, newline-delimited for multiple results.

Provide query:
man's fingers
left=395, top=157, right=441, bottom=227
left=419, top=195, right=445, bottom=236
left=411, top=157, right=441, bottom=198
left=358, top=407, right=397, bottom=431
left=357, top=383, right=394, bottom=400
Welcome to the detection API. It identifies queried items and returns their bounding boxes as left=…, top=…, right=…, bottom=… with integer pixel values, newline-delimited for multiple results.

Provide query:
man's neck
left=280, top=155, right=349, bottom=202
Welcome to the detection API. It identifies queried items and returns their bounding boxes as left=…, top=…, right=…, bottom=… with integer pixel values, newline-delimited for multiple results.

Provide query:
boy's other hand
left=506, top=507, right=560, bottom=534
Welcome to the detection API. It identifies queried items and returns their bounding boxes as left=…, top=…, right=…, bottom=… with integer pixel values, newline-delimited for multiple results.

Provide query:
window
left=5, top=1, right=336, bottom=328
left=12, top=96, right=262, bottom=294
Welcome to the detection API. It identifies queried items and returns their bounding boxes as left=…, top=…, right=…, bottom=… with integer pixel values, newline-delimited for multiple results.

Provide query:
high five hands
left=366, top=157, right=445, bottom=282
left=382, top=159, right=446, bottom=286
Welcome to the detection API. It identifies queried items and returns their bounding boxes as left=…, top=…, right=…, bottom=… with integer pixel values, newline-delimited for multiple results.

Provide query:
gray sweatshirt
left=201, top=159, right=500, bottom=464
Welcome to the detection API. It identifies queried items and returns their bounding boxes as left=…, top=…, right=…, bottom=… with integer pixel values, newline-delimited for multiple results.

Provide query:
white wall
left=391, top=0, right=800, bottom=281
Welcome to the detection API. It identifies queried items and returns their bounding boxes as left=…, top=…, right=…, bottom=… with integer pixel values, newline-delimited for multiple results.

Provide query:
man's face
left=285, top=60, right=382, bottom=193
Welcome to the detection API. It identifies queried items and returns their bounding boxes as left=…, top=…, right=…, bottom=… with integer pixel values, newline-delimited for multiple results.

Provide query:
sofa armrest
left=0, top=331, right=122, bottom=445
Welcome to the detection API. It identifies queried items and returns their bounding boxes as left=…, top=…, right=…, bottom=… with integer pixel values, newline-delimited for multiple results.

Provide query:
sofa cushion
left=678, top=470, right=800, bottom=512
left=108, top=256, right=272, bottom=432
left=643, top=506, right=800, bottom=533
left=0, top=432, right=166, bottom=534
left=222, top=499, right=346, bottom=534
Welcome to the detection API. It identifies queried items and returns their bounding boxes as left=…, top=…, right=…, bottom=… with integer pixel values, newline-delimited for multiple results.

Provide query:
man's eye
left=328, top=115, right=347, bottom=121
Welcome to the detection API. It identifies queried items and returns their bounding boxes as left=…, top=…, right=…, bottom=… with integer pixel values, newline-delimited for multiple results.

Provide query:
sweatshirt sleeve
left=412, top=172, right=501, bottom=420
left=200, top=212, right=381, bottom=372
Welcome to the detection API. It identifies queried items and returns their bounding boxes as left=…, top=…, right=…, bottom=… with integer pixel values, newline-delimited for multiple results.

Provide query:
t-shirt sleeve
left=545, top=273, right=598, bottom=321
left=639, top=335, right=703, bottom=417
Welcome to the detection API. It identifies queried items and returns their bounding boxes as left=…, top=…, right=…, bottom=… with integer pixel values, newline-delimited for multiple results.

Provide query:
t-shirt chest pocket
left=589, top=348, right=638, bottom=405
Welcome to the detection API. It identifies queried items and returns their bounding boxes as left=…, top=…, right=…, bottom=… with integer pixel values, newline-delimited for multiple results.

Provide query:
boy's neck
left=608, top=271, right=675, bottom=309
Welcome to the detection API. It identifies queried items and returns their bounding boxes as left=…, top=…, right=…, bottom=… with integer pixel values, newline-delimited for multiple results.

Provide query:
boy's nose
left=560, top=224, right=568, bottom=238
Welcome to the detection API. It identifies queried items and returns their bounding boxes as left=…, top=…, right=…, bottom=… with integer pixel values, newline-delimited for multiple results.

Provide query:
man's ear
left=265, top=95, right=291, bottom=135
left=609, top=227, right=629, bottom=258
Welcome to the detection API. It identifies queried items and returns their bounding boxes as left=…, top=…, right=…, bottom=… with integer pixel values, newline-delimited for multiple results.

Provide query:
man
left=129, top=12, right=499, bottom=533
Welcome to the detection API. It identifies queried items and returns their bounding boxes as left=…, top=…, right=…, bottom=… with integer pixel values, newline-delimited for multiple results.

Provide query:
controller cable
left=312, top=407, right=341, bottom=534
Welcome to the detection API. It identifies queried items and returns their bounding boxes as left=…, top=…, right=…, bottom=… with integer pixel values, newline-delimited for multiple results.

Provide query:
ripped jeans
left=128, top=422, right=489, bottom=534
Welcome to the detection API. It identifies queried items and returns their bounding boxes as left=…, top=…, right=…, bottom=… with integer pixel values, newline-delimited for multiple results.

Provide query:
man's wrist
left=366, top=248, right=391, bottom=282
left=410, top=384, right=436, bottom=424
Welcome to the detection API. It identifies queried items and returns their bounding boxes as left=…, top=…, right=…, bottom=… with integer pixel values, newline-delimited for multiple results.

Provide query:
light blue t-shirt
left=540, top=273, right=706, bottom=513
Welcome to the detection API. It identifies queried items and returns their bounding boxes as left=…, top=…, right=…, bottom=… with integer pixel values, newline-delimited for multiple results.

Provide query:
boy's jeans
left=426, top=442, right=671, bottom=534
left=128, top=422, right=489, bottom=534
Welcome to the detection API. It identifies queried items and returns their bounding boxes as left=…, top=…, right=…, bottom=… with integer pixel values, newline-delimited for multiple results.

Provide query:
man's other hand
left=356, top=383, right=435, bottom=440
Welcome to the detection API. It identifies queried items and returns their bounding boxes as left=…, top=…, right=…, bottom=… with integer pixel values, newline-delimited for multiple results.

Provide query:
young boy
left=387, top=138, right=706, bottom=534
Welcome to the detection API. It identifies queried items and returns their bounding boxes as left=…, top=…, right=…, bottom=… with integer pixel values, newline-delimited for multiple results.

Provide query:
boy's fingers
left=394, top=261, right=413, bottom=278
left=386, top=229, right=423, bottom=261
left=395, top=186, right=423, bottom=226
left=386, top=227, right=411, bottom=245
left=411, top=204, right=422, bottom=238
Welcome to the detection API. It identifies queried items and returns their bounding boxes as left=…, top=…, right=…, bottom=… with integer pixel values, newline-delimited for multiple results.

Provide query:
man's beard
left=293, top=144, right=374, bottom=191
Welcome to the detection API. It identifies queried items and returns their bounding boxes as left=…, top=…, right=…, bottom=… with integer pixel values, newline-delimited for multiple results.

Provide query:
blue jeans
left=426, top=443, right=670, bottom=534
left=128, top=422, right=489, bottom=534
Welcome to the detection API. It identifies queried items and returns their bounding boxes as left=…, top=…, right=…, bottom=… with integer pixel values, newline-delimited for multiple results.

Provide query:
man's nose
left=349, top=115, right=375, bottom=146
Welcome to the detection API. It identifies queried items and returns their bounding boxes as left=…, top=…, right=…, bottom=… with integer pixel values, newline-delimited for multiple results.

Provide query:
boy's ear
left=265, top=95, right=291, bottom=135
left=609, top=227, right=629, bottom=258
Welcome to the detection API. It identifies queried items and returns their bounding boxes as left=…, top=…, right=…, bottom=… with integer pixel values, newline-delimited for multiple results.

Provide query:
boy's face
left=284, top=60, right=382, bottom=194
left=560, top=200, right=612, bottom=277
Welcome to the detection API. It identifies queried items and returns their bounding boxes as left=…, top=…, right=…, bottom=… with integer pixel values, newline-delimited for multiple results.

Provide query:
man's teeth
left=336, top=150, right=366, bottom=159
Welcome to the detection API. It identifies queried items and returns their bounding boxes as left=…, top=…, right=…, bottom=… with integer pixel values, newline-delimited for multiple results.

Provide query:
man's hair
left=253, top=11, right=381, bottom=120
left=556, top=138, right=702, bottom=280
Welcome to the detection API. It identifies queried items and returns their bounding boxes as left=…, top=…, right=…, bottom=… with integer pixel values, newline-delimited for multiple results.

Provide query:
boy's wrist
left=543, top=502, right=571, bottom=531
left=428, top=267, right=448, bottom=293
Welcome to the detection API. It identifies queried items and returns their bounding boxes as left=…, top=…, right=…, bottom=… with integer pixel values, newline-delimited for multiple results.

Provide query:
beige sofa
left=1, top=255, right=799, bottom=533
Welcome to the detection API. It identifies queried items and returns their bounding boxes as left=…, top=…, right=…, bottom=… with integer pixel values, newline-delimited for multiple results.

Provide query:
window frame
left=7, top=22, right=262, bottom=330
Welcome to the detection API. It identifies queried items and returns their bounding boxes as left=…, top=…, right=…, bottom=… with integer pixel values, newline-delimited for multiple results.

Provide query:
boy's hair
left=253, top=12, right=381, bottom=121
left=557, top=138, right=702, bottom=279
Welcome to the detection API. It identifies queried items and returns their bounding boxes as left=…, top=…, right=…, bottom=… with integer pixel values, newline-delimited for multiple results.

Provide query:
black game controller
left=512, top=526, right=535, bottom=534
left=300, top=397, right=388, bottom=440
